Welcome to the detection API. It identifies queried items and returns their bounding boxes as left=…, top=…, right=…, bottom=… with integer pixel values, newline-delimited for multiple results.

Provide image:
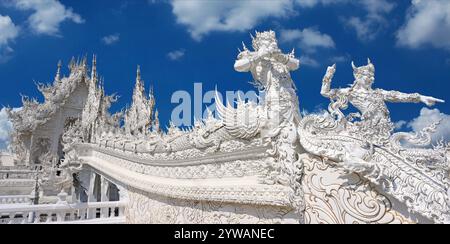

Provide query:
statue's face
left=258, top=39, right=276, bottom=50
left=354, top=70, right=375, bottom=89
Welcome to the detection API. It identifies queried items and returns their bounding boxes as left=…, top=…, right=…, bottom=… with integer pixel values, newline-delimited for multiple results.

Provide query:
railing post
left=56, top=211, right=65, bottom=222
left=27, top=211, right=33, bottom=223
left=8, top=213, right=14, bottom=224
left=0, top=201, right=127, bottom=224
left=33, top=212, right=40, bottom=223
left=118, top=206, right=124, bottom=217
left=100, top=177, right=110, bottom=218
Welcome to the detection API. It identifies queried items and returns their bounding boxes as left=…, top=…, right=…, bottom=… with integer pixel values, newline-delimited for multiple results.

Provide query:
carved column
left=86, top=172, right=97, bottom=219
left=117, top=184, right=128, bottom=202
left=116, top=184, right=128, bottom=217
left=100, top=176, right=110, bottom=217
left=50, top=110, right=63, bottom=160
left=27, top=134, right=35, bottom=166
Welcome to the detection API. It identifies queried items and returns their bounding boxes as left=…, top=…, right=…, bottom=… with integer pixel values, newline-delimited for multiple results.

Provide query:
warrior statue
left=321, top=59, right=444, bottom=144
left=217, top=30, right=305, bottom=221
left=234, top=30, right=301, bottom=136
left=298, top=59, right=450, bottom=223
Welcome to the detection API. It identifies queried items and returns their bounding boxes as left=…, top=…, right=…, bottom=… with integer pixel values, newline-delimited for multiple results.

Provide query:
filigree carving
left=302, top=155, right=414, bottom=224
left=126, top=188, right=297, bottom=224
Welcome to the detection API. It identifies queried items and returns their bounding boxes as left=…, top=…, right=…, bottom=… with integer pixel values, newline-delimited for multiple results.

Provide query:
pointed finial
left=91, top=54, right=97, bottom=82
left=242, top=41, right=248, bottom=51
left=69, top=57, right=76, bottom=73
left=367, top=58, right=372, bottom=64
left=351, top=61, right=357, bottom=70
left=82, top=55, right=87, bottom=66
left=149, top=85, right=154, bottom=97
left=137, top=65, right=141, bottom=81
left=55, top=60, right=62, bottom=82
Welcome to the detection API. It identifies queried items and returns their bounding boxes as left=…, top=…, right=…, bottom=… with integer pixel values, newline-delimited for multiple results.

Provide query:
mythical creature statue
left=216, top=30, right=305, bottom=221
left=299, top=59, right=450, bottom=223
left=234, top=30, right=301, bottom=135
left=321, top=59, right=444, bottom=144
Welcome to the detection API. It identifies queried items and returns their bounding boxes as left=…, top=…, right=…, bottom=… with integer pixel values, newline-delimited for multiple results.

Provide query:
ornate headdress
left=352, top=58, right=375, bottom=77
left=251, top=30, right=278, bottom=50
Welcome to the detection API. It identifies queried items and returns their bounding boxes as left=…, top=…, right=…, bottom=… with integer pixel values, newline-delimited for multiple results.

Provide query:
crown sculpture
left=2, top=30, right=449, bottom=224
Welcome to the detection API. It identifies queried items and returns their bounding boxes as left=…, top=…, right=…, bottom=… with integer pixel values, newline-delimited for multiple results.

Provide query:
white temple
left=0, top=30, right=449, bottom=224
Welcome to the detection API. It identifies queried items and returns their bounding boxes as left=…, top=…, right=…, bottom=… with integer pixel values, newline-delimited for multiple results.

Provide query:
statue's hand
left=323, top=64, right=336, bottom=82
left=420, top=95, right=445, bottom=106
left=257, top=47, right=273, bottom=59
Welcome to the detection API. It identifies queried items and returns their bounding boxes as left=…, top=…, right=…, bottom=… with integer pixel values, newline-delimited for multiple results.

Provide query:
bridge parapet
left=0, top=200, right=126, bottom=224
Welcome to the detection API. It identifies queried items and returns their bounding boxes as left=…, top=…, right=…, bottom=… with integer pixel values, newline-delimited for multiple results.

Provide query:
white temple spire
left=91, top=55, right=97, bottom=84
left=69, top=57, right=76, bottom=73
left=136, top=65, right=141, bottom=83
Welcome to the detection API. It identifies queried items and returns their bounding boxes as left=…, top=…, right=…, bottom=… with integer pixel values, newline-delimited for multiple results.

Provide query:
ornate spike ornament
left=55, top=60, right=62, bottom=83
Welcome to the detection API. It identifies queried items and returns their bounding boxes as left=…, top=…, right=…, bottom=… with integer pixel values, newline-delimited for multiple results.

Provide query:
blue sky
left=1, top=0, right=450, bottom=149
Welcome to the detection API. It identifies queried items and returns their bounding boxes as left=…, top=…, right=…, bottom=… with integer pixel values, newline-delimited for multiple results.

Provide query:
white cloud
left=359, top=0, right=395, bottom=16
left=279, top=28, right=335, bottom=67
left=346, top=17, right=375, bottom=41
left=394, top=120, right=407, bottom=130
left=280, top=28, right=335, bottom=52
left=167, top=49, right=185, bottom=61
left=329, top=55, right=349, bottom=63
left=294, top=0, right=347, bottom=8
left=300, top=55, right=320, bottom=67
left=0, top=108, right=13, bottom=150
left=344, top=0, right=395, bottom=41
left=102, top=34, right=120, bottom=45
left=0, top=15, right=19, bottom=47
left=168, top=0, right=394, bottom=42
left=407, top=108, right=450, bottom=143
left=0, top=15, right=20, bottom=62
left=397, top=0, right=450, bottom=51
left=170, top=0, right=296, bottom=41
left=12, top=0, right=84, bottom=36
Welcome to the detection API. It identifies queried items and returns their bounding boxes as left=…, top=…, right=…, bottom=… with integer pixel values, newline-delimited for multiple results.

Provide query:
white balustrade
left=0, top=195, right=30, bottom=205
left=0, top=201, right=127, bottom=224
left=0, top=170, right=35, bottom=180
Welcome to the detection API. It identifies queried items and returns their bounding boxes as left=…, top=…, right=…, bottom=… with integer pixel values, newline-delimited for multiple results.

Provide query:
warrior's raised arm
left=379, top=89, right=445, bottom=107
left=234, top=50, right=253, bottom=72
left=321, top=64, right=343, bottom=99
